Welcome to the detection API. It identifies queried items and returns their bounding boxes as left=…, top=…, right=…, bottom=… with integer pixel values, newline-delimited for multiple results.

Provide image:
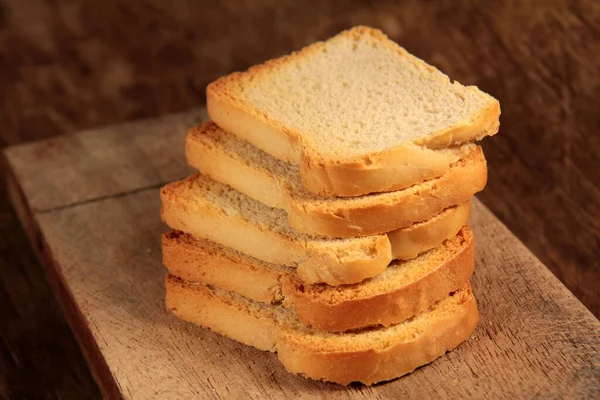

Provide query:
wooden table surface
left=3, top=110, right=599, bottom=399
left=0, top=1, right=598, bottom=398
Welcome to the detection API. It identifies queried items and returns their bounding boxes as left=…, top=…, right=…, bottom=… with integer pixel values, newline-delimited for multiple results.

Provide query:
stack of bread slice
left=161, top=26, right=500, bottom=385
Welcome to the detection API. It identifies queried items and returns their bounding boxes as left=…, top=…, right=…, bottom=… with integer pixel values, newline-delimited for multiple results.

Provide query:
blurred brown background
left=0, top=0, right=598, bottom=398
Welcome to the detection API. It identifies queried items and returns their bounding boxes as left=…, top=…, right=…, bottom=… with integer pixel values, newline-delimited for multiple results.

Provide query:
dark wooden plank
left=2, top=112, right=599, bottom=399
left=0, top=175, right=101, bottom=399
left=0, top=161, right=118, bottom=400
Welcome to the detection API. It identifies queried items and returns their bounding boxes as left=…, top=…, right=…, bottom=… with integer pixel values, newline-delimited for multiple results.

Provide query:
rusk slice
left=163, top=226, right=474, bottom=332
left=187, top=122, right=481, bottom=238
left=160, top=174, right=470, bottom=285
left=166, top=277, right=479, bottom=385
left=207, top=26, right=499, bottom=197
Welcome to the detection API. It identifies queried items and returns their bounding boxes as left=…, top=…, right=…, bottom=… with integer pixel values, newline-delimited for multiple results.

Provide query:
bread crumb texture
left=213, top=26, right=497, bottom=157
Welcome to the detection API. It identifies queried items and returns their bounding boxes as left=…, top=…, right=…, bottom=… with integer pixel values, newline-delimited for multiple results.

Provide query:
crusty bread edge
left=163, top=225, right=473, bottom=331
left=299, top=144, right=466, bottom=197
left=277, top=286, right=478, bottom=385
left=166, top=276, right=479, bottom=385
left=390, top=200, right=470, bottom=260
left=186, top=124, right=288, bottom=210
left=284, top=226, right=474, bottom=331
left=300, top=99, right=498, bottom=197
left=416, top=99, right=501, bottom=149
left=160, top=181, right=392, bottom=286
left=162, top=231, right=285, bottom=304
left=166, top=276, right=279, bottom=352
left=186, top=124, right=475, bottom=239
left=207, top=26, right=499, bottom=197
left=286, top=147, right=487, bottom=237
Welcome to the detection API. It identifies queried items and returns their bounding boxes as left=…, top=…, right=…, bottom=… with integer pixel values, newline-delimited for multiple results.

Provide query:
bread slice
left=166, top=276, right=479, bottom=385
left=160, top=173, right=471, bottom=285
left=185, top=124, right=485, bottom=239
left=207, top=26, right=500, bottom=197
left=186, top=122, right=482, bottom=238
left=163, top=226, right=474, bottom=332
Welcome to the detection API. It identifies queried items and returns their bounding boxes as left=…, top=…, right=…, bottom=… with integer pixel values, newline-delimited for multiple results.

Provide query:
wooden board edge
left=1, top=152, right=124, bottom=400
left=1, top=151, right=40, bottom=249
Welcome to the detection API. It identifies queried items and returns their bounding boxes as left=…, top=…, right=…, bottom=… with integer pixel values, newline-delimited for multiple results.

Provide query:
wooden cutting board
left=2, top=109, right=599, bottom=399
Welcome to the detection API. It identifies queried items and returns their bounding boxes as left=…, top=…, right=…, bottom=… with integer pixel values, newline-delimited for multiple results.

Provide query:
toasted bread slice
left=186, top=122, right=483, bottom=238
left=166, top=277, right=479, bottom=385
left=207, top=26, right=499, bottom=197
left=163, top=226, right=474, bottom=332
left=185, top=123, right=485, bottom=238
left=160, top=174, right=471, bottom=285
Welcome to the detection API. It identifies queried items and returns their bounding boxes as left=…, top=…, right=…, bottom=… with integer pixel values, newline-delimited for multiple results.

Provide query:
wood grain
left=5, top=109, right=204, bottom=213
left=0, top=176, right=100, bottom=399
left=3, top=111, right=599, bottom=399
left=1, top=0, right=599, bottom=397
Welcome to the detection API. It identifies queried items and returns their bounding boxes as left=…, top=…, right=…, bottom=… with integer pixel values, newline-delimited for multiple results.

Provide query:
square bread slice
left=163, top=226, right=474, bottom=332
left=166, top=277, right=479, bottom=385
left=186, top=122, right=485, bottom=238
left=161, top=173, right=471, bottom=286
left=207, top=26, right=500, bottom=197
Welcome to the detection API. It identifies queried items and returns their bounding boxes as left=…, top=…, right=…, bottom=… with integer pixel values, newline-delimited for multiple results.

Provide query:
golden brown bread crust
left=277, top=287, right=478, bottom=385
left=207, top=26, right=500, bottom=197
left=166, top=276, right=279, bottom=352
left=389, top=200, right=470, bottom=260
left=298, top=142, right=474, bottom=198
left=160, top=184, right=393, bottom=286
left=161, top=185, right=470, bottom=286
left=284, top=228, right=474, bottom=331
left=286, top=147, right=487, bottom=237
left=160, top=170, right=472, bottom=285
left=299, top=101, right=499, bottom=197
left=163, top=227, right=474, bottom=332
left=186, top=123, right=484, bottom=238
left=166, top=276, right=479, bottom=385
left=162, top=230, right=286, bottom=304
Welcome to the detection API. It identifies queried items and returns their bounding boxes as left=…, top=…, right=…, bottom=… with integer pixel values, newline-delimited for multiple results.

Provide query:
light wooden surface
left=2, top=110, right=599, bottom=399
